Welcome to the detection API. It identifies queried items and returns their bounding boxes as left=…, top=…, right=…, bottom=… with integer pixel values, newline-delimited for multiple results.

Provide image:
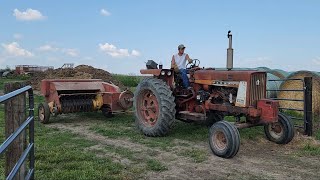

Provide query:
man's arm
left=171, top=55, right=176, bottom=68
left=186, top=54, right=193, bottom=63
left=171, top=55, right=179, bottom=72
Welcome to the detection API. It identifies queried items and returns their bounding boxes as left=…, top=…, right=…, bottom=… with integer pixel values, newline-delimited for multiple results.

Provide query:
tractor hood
left=194, top=70, right=264, bottom=82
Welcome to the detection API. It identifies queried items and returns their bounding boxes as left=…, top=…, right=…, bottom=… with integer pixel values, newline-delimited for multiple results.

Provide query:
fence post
left=4, top=82, right=27, bottom=179
left=304, top=77, right=312, bottom=136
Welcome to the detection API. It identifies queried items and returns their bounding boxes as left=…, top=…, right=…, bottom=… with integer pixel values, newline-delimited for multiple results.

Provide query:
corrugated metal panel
left=250, top=73, right=266, bottom=106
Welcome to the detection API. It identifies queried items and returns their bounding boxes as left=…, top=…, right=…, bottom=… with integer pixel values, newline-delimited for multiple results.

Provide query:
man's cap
left=178, top=44, right=186, bottom=49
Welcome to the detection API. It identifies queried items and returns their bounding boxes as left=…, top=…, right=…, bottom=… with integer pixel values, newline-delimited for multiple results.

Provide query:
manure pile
left=30, top=65, right=123, bottom=90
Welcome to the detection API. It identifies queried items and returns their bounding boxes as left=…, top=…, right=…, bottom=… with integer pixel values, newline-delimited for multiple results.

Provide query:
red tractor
left=133, top=31, right=294, bottom=158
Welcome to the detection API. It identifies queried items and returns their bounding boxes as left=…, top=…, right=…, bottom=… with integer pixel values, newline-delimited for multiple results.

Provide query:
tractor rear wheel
left=264, top=113, right=294, bottom=144
left=209, top=121, right=240, bottom=158
left=134, top=77, right=176, bottom=137
left=38, top=103, right=50, bottom=124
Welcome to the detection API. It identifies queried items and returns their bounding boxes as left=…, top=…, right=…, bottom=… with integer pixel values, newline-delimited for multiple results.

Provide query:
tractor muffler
left=227, top=30, right=233, bottom=70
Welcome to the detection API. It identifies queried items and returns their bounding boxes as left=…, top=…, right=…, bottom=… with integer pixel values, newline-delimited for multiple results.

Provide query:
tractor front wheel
left=264, top=113, right=294, bottom=144
left=209, top=121, right=240, bottom=158
left=38, top=103, right=50, bottom=124
left=134, top=78, right=176, bottom=137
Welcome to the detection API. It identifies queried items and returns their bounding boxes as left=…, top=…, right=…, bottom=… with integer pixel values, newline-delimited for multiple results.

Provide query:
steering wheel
left=186, top=59, right=200, bottom=69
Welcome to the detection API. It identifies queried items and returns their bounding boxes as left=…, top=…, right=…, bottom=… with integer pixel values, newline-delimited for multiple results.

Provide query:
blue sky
left=0, top=0, right=319, bottom=74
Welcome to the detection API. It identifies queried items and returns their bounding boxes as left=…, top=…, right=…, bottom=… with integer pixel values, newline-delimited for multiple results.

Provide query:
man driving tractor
left=171, top=44, right=193, bottom=88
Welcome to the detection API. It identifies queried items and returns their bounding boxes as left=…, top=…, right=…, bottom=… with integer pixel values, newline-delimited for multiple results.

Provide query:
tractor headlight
left=167, top=71, right=172, bottom=76
left=160, top=71, right=166, bottom=76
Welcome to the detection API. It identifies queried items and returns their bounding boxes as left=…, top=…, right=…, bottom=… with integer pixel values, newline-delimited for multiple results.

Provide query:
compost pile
left=30, top=65, right=123, bottom=90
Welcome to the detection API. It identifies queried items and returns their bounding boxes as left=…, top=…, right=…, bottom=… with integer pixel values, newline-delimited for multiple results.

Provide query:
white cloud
left=13, top=33, right=23, bottom=40
left=13, top=8, right=46, bottom=21
left=1, top=42, right=34, bottom=57
left=37, top=44, right=79, bottom=57
left=100, top=9, right=111, bottom=16
left=63, top=48, right=78, bottom=57
left=38, top=44, right=59, bottom=52
left=99, top=43, right=141, bottom=58
left=132, top=50, right=141, bottom=56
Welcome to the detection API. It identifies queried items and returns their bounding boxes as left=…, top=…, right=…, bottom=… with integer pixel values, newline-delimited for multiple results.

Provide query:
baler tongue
left=38, top=79, right=133, bottom=123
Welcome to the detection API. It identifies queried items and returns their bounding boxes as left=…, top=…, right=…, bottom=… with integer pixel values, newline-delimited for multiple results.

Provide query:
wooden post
left=304, top=77, right=313, bottom=136
left=4, top=82, right=27, bottom=179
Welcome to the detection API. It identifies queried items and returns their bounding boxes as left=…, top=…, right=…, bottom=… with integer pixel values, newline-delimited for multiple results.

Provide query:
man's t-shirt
left=174, top=53, right=188, bottom=69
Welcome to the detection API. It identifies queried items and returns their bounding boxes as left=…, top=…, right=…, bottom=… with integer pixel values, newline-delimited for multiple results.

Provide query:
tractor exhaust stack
left=227, top=30, right=233, bottom=70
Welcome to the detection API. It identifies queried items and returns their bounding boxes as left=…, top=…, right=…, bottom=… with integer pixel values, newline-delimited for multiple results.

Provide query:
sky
left=0, top=0, right=319, bottom=74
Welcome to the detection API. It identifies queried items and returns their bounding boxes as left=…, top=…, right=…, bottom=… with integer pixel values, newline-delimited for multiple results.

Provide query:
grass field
left=0, top=77, right=320, bottom=179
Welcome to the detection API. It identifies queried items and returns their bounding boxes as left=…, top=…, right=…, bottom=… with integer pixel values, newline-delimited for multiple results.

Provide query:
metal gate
left=0, top=86, right=34, bottom=180
left=267, top=77, right=313, bottom=136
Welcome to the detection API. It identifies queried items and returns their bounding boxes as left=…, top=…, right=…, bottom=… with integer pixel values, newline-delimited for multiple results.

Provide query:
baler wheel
left=264, top=113, right=294, bottom=144
left=134, top=77, right=176, bottom=137
left=209, top=121, right=240, bottom=158
left=38, top=103, right=50, bottom=124
left=101, top=105, right=113, bottom=118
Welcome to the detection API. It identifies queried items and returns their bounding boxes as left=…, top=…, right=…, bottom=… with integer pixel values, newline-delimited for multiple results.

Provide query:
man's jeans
left=179, top=69, right=190, bottom=88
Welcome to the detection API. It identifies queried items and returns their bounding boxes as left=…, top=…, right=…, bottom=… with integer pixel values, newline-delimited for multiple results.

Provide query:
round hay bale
left=267, top=73, right=281, bottom=98
left=278, top=71, right=320, bottom=115
left=270, top=69, right=289, bottom=79
left=256, top=67, right=271, bottom=71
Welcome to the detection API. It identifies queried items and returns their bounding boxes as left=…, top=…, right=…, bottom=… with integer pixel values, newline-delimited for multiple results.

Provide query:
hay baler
left=38, top=79, right=133, bottom=123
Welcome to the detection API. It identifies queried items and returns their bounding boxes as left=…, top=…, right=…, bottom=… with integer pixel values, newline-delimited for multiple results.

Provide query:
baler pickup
left=38, top=79, right=133, bottom=123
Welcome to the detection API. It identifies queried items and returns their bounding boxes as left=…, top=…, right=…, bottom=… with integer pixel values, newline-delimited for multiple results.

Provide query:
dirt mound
left=30, top=65, right=123, bottom=90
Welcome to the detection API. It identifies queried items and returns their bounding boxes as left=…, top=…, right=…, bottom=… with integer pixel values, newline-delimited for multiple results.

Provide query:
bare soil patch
left=45, top=114, right=320, bottom=180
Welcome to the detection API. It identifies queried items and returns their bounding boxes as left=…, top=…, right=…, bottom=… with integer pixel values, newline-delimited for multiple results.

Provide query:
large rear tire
left=134, top=78, right=176, bottom=137
left=264, top=113, right=294, bottom=144
left=209, top=121, right=240, bottom=158
left=38, top=103, right=50, bottom=124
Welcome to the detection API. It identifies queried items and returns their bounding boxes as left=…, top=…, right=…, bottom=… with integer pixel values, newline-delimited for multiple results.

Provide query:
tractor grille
left=249, top=73, right=266, bottom=106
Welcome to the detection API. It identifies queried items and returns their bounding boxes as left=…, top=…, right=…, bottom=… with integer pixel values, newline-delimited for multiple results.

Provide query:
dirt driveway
left=46, top=113, right=320, bottom=180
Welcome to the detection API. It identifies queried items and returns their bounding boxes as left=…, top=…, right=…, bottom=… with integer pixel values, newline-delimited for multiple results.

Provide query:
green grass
left=35, top=126, right=125, bottom=180
left=104, top=145, right=137, bottom=161
left=0, top=120, right=129, bottom=180
left=90, top=113, right=269, bottom=152
left=146, top=159, right=167, bottom=172
left=298, top=143, right=320, bottom=156
left=0, top=79, right=24, bottom=91
left=239, top=126, right=265, bottom=140
left=90, top=116, right=209, bottom=151
left=178, top=149, right=207, bottom=163
left=315, top=129, right=320, bottom=141
left=112, top=74, right=143, bottom=87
